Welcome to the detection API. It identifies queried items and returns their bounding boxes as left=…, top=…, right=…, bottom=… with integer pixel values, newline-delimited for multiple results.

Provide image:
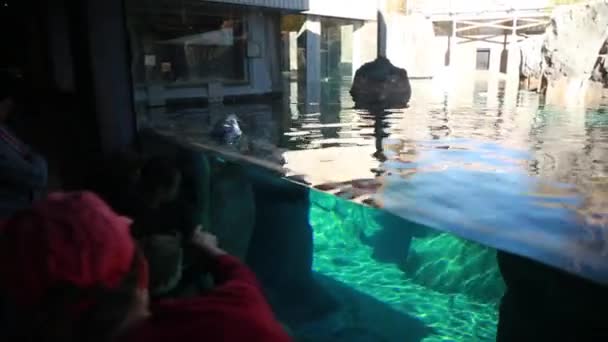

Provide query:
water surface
left=145, top=75, right=608, bottom=283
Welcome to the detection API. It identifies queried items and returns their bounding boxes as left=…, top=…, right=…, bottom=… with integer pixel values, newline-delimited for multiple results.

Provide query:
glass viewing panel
left=126, top=1, right=248, bottom=87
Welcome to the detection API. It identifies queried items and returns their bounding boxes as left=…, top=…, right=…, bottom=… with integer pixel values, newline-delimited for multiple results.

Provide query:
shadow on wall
left=496, top=251, right=608, bottom=341
left=245, top=166, right=339, bottom=324
left=296, top=274, right=434, bottom=342
left=244, top=165, right=433, bottom=341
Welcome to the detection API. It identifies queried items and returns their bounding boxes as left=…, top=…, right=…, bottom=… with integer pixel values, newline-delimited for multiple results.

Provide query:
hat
left=0, top=192, right=146, bottom=308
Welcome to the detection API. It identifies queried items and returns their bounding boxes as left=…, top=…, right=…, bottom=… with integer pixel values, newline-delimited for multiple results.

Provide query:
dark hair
left=1, top=250, right=143, bottom=342
left=0, top=70, right=23, bottom=103
left=83, top=151, right=143, bottom=216
left=138, top=156, right=181, bottom=195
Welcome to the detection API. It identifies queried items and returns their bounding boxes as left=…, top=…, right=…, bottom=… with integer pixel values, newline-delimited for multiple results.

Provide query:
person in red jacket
left=0, top=191, right=291, bottom=342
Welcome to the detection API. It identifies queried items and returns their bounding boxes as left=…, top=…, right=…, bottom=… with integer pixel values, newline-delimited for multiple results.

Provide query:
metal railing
left=410, top=6, right=553, bottom=21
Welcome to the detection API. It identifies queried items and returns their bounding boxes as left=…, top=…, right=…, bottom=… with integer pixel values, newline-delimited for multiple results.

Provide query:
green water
left=307, top=189, right=505, bottom=341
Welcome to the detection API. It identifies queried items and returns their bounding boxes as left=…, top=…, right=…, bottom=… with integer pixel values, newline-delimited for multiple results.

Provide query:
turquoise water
left=307, top=189, right=504, bottom=341
left=195, top=157, right=506, bottom=341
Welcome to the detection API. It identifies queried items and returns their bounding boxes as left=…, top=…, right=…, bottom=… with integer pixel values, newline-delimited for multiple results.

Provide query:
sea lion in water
left=211, top=114, right=242, bottom=145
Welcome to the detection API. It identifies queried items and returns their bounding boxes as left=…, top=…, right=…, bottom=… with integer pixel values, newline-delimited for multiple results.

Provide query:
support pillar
left=297, top=16, right=321, bottom=113
left=507, top=16, right=521, bottom=82
left=83, top=0, right=136, bottom=154
left=340, top=24, right=354, bottom=78
left=450, top=20, right=457, bottom=70
left=377, top=0, right=388, bottom=58
left=289, top=31, right=298, bottom=71
left=500, top=34, right=509, bottom=74
left=352, top=22, right=364, bottom=79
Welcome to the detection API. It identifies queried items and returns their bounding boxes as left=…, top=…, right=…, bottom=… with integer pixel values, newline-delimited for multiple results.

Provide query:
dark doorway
left=0, top=0, right=51, bottom=100
left=476, top=48, right=491, bottom=70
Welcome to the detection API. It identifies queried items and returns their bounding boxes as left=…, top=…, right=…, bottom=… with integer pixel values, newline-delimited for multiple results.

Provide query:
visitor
left=0, top=70, right=47, bottom=218
left=130, top=156, right=205, bottom=297
left=82, top=151, right=143, bottom=217
left=0, top=191, right=291, bottom=342
left=131, top=155, right=197, bottom=240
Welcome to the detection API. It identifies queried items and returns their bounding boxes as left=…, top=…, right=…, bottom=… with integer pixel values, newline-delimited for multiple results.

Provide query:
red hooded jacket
left=0, top=192, right=291, bottom=342
left=121, top=254, right=292, bottom=342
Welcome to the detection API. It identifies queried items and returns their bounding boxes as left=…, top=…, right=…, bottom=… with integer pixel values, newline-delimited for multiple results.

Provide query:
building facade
left=126, top=0, right=380, bottom=109
left=408, top=0, right=552, bottom=79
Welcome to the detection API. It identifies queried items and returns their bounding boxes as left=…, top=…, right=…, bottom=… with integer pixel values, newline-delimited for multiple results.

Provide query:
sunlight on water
left=279, top=78, right=608, bottom=282
left=149, top=76, right=608, bottom=282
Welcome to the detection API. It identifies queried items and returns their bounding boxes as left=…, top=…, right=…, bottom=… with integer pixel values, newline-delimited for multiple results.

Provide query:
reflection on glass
left=127, top=2, right=247, bottom=86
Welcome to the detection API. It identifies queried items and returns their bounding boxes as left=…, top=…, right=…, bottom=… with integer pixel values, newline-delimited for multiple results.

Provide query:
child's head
left=0, top=192, right=150, bottom=342
left=138, top=156, right=182, bottom=205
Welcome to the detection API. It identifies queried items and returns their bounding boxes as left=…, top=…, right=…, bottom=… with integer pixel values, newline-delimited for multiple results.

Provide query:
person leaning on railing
left=0, top=71, right=47, bottom=218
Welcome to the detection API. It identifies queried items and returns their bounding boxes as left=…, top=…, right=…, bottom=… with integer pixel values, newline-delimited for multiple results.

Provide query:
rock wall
left=310, top=191, right=505, bottom=304
left=542, top=1, right=608, bottom=106
left=591, top=40, right=608, bottom=87
left=519, top=35, right=545, bottom=91
left=520, top=36, right=544, bottom=79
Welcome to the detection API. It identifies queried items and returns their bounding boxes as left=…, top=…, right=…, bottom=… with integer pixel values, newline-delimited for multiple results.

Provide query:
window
left=126, top=1, right=248, bottom=87
left=476, top=48, right=491, bottom=70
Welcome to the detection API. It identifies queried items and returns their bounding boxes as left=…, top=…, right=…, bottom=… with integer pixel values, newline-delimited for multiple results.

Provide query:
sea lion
left=211, top=114, right=242, bottom=145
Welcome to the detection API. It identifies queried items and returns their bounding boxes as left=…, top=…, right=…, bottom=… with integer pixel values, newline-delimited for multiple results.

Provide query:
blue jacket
left=0, top=125, right=47, bottom=218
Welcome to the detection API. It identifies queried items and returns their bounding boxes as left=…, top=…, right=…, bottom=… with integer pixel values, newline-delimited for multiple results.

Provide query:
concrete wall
left=352, top=21, right=378, bottom=74
left=47, top=0, right=75, bottom=93
left=438, top=34, right=521, bottom=79
left=386, top=14, right=436, bottom=78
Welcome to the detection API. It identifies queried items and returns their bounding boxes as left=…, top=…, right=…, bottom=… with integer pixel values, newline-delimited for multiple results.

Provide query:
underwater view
left=307, top=189, right=504, bottom=341
left=193, top=158, right=506, bottom=342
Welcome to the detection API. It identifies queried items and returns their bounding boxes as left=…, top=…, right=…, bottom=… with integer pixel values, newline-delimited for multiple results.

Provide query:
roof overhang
left=305, top=0, right=377, bottom=21
left=203, top=0, right=309, bottom=11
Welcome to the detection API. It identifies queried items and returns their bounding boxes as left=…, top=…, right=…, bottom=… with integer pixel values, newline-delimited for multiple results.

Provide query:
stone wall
left=519, top=35, right=545, bottom=91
